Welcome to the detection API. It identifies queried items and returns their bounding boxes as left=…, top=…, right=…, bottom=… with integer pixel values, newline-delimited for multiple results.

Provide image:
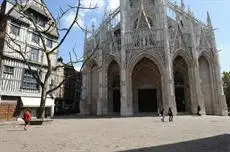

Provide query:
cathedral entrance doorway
left=175, top=87, right=186, bottom=112
left=138, top=89, right=157, bottom=112
left=113, top=89, right=120, bottom=113
left=173, top=56, right=191, bottom=113
left=108, top=60, right=121, bottom=114
left=132, top=57, right=162, bottom=113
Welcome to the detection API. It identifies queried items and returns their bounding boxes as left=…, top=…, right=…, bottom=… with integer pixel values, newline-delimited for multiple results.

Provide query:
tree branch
left=80, top=42, right=99, bottom=72
left=4, top=33, right=44, bottom=86
left=46, top=72, right=77, bottom=95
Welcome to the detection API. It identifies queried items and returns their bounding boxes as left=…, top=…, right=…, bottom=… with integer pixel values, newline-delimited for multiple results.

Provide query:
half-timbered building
left=0, top=0, right=58, bottom=119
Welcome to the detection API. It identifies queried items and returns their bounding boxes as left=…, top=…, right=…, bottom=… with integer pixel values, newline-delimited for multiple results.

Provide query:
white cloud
left=74, top=63, right=83, bottom=71
left=78, top=12, right=86, bottom=28
left=63, top=11, right=85, bottom=29
left=63, top=0, right=120, bottom=30
left=217, top=48, right=223, bottom=52
left=107, top=0, right=120, bottom=12
left=63, top=12, right=75, bottom=27
left=63, top=0, right=106, bottom=29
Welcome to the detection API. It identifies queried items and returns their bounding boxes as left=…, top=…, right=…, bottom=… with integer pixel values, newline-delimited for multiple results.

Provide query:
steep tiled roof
left=2, top=0, right=58, bottom=38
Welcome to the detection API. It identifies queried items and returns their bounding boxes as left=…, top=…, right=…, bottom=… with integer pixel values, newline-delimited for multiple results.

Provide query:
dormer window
left=39, top=19, right=46, bottom=27
left=26, top=9, right=47, bottom=27
left=34, top=15, right=47, bottom=27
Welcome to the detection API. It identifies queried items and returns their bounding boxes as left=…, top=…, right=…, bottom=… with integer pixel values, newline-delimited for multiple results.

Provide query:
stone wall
left=199, top=56, right=213, bottom=114
left=82, top=0, right=228, bottom=116
left=91, top=65, right=99, bottom=114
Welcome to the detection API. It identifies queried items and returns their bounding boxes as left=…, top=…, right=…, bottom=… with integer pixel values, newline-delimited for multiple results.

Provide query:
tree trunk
left=37, top=84, right=48, bottom=118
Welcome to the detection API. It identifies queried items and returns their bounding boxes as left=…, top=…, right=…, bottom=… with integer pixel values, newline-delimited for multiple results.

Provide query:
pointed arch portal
left=107, top=60, right=121, bottom=113
left=173, top=56, right=191, bottom=112
left=132, top=57, right=162, bottom=113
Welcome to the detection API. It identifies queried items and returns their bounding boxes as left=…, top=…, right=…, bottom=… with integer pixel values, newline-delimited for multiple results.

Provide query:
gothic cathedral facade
left=80, top=0, right=228, bottom=116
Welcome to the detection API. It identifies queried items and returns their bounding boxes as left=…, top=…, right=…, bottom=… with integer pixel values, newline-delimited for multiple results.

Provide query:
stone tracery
left=81, top=0, right=228, bottom=116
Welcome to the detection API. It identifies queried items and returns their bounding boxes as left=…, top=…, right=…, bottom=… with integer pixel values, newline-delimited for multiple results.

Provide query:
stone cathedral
left=80, top=0, right=228, bottom=116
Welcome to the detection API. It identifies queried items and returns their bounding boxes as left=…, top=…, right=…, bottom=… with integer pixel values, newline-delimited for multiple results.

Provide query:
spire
left=207, top=11, right=212, bottom=27
left=103, top=6, right=108, bottom=21
left=187, top=5, right=192, bottom=15
left=92, top=22, right=95, bottom=33
left=84, top=26, right=88, bottom=54
left=181, top=0, right=185, bottom=10
left=84, top=26, right=88, bottom=40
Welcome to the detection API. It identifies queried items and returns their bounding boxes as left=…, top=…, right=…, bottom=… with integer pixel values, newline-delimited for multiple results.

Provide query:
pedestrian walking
left=23, top=109, right=31, bottom=130
left=168, top=107, right=173, bottom=122
left=160, top=108, right=165, bottom=122
left=197, top=105, right=201, bottom=116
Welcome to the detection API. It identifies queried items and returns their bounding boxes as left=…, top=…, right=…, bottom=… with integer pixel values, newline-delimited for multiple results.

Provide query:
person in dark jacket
left=197, top=105, right=201, bottom=116
left=160, top=108, right=165, bottom=122
left=168, top=107, right=173, bottom=122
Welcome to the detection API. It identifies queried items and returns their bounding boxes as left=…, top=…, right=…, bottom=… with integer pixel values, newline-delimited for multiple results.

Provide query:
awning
left=21, top=97, right=55, bottom=107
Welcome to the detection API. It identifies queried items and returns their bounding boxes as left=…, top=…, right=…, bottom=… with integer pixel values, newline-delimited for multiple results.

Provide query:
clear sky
left=1, top=0, right=229, bottom=72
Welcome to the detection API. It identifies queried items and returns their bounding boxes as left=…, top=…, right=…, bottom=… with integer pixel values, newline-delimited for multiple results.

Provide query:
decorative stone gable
left=81, top=0, right=228, bottom=116
left=170, top=24, right=193, bottom=59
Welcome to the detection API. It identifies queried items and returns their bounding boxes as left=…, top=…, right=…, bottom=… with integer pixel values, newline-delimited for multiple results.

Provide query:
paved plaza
left=1, top=116, right=230, bottom=152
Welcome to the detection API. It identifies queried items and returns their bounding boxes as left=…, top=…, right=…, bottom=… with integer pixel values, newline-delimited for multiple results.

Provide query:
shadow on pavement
left=117, top=134, right=230, bottom=152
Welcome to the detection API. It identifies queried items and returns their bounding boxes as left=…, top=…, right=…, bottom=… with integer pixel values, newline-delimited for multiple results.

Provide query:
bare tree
left=2, top=0, right=97, bottom=118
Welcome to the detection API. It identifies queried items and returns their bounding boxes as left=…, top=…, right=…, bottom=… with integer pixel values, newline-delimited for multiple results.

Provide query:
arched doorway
left=90, top=62, right=98, bottom=114
left=108, top=60, right=120, bottom=113
left=132, top=57, right=162, bottom=113
left=199, top=55, right=213, bottom=114
left=173, top=56, right=191, bottom=112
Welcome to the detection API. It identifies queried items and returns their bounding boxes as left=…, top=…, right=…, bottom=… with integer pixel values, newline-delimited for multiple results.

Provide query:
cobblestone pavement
left=1, top=116, right=230, bottom=152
